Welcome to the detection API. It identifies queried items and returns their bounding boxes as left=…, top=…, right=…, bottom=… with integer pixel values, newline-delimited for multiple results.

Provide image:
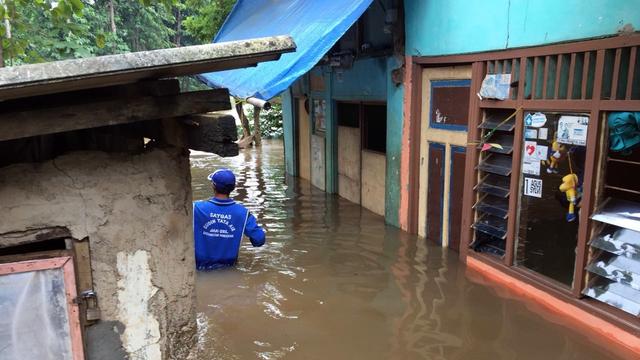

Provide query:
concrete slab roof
left=0, top=35, right=296, bottom=100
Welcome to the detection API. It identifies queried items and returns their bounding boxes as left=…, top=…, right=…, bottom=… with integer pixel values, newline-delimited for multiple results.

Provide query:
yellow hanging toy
left=545, top=140, right=566, bottom=174
left=558, top=151, right=578, bottom=222
left=559, top=173, right=578, bottom=222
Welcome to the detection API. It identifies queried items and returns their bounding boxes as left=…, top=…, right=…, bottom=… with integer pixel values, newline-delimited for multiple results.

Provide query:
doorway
left=418, top=66, right=471, bottom=251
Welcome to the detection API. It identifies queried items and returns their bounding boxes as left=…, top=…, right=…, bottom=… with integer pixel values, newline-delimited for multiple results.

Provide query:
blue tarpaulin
left=197, top=0, right=373, bottom=100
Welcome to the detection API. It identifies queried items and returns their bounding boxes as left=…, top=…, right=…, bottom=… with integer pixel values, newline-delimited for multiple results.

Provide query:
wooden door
left=448, top=146, right=467, bottom=252
left=426, top=143, right=445, bottom=244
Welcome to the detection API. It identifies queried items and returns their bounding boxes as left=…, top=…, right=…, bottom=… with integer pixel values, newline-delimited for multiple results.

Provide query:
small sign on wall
left=524, top=177, right=543, bottom=198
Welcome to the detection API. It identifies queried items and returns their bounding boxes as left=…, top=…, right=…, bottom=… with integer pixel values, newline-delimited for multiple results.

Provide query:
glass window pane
left=0, top=269, right=73, bottom=360
left=515, top=112, right=589, bottom=287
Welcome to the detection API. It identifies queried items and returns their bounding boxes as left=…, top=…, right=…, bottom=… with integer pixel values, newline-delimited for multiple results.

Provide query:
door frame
left=418, top=66, right=472, bottom=248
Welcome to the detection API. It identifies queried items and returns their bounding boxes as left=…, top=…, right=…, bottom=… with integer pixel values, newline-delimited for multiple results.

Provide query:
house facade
left=0, top=37, right=294, bottom=360
left=279, top=0, right=640, bottom=356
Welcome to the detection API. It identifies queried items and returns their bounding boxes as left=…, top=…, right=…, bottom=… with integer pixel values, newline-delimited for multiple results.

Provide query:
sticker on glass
left=557, top=115, right=588, bottom=146
left=522, top=160, right=541, bottom=176
left=535, top=145, right=548, bottom=161
left=525, top=128, right=538, bottom=139
left=538, top=128, right=548, bottom=140
left=524, top=177, right=543, bottom=198
left=525, top=112, right=547, bottom=128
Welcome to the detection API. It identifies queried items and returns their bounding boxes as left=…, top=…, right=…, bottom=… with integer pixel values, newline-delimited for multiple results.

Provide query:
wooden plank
left=611, top=48, right=622, bottom=100
left=449, top=148, right=467, bottom=252
left=567, top=53, right=577, bottom=99
left=414, top=33, right=640, bottom=64
left=572, top=49, right=605, bottom=298
left=626, top=46, right=637, bottom=100
left=72, top=239, right=93, bottom=292
left=0, top=256, right=69, bottom=275
left=426, top=143, right=445, bottom=245
left=0, top=79, right=181, bottom=114
left=510, top=58, right=517, bottom=99
left=542, top=55, right=550, bottom=98
left=518, top=57, right=527, bottom=102
left=554, top=55, right=563, bottom=99
left=600, top=99, right=640, bottom=111
left=581, top=51, right=591, bottom=99
left=505, top=109, right=523, bottom=266
left=459, top=61, right=485, bottom=262
left=407, top=60, right=423, bottom=234
left=0, top=89, right=231, bottom=142
left=531, top=57, right=539, bottom=99
left=61, top=258, right=86, bottom=360
left=0, top=227, right=71, bottom=249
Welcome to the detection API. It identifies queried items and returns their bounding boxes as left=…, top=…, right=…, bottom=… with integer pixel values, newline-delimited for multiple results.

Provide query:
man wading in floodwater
left=193, top=169, right=266, bottom=270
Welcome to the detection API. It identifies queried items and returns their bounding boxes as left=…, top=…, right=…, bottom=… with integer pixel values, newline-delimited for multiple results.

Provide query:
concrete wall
left=385, top=57, right=404, bottom=227
left=405, top=0, right=640, bottom=56
left=298, top=98, right=312, bottom=181
left=361, top=150, right=386, bottom=216
left=332, top=57, right=387, bottom=101
left=0, top=148, right=195, bottom=360
left=338, top=126, right=361, bottom=204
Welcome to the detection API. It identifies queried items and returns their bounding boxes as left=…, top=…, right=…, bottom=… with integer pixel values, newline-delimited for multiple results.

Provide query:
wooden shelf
left=604, top=185, right=640, bottom=196
left=607, top=157, right=640, bottom=166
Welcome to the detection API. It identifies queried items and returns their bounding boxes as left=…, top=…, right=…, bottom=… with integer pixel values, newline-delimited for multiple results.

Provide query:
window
left=362, top=104, right=386, bottom=153
left=429, top=80, right=471, bottom=131
left=515, top=112, right=589, bottom=286
left=337, top=103, right=360, bottom=128
left=0, top=257, right=84, bottom=359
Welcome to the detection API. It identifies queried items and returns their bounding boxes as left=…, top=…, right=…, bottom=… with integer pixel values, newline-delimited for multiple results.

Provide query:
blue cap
left=207, top=169, right=236, bottom=193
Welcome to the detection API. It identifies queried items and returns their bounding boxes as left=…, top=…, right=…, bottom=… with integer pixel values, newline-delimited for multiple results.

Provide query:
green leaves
left=1, top=0, right=237, bottom=67
left=95, top=33, right=105, bottom=48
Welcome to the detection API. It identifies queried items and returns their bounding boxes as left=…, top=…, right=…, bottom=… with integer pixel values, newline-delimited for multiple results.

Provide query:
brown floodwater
left=190, top=140, right=623, bottom=360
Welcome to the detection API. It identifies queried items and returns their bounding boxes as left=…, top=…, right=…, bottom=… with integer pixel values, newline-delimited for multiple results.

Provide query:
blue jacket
left=193, top=198, right=265, bottom=270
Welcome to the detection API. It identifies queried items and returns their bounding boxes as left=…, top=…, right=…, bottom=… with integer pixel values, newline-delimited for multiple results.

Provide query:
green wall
left=384, top=57, right=403, bottom=227
left=406, top=0, right=640, bottom=56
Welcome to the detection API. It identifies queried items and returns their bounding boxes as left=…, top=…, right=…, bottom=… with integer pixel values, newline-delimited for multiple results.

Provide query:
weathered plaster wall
left=361, top=150, right=386, bottom=217
left=0, top=148, right=196, bottom=360
left=337, top=126, right=361, bottom=204
left=406, top=0, right=640, bottom=56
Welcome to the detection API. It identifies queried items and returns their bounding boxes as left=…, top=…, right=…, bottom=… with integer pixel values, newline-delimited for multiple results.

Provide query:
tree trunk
left=108, top=0, right=117, bottom=34
left=235, top=102, right=251, bottom=139
left=252, top=105, right=262, bottom=146
left=174, top=7, right=182, bottom=46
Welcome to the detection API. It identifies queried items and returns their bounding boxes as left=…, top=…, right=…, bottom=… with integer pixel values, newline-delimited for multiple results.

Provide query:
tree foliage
left=246, top=102, right=284, bottom=139
left=0, top=0, right=236, bottom=66
left=182, top=0, right=235, bottom=43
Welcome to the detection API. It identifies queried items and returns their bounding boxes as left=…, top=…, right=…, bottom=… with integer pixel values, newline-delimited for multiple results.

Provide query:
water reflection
left=191, top=140, right=620, bottom=360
